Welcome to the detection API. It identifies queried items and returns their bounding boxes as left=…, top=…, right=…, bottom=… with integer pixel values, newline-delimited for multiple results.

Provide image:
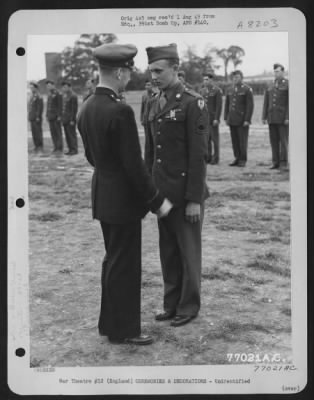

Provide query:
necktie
left=159, top=92, right=167, bottom=111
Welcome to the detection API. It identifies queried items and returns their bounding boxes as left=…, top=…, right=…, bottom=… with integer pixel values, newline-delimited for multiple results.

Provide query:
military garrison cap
left=231, top=70, right=243, bottom=77
left=146, top=43, right=179, bottom=64
left=273, top=63, right=285, bottom=71
left=93, top=43, right=137, bottom=69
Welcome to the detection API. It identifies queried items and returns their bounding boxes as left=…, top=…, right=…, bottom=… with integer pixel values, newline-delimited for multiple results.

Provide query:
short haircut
left=274, top=63, right=285, bottom=71
left=178, top=70, right=186, bottom=78
left=232, top=70, right=243, bottom=78
left=145, top=79, right=152, bottom=84
left=203, top=72, right=214, bottom=79
left=45, top=79, right=54, bottom=85
left=61, top=81, right=71, bottom=87
left=30, top=82, right=38, bottom=89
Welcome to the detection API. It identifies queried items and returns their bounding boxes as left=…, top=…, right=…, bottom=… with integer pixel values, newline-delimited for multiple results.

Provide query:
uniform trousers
left=30, top=120, right=43, bottom=149
left=269, top=124, right=289, bottom=166
left=157, top=205, right=204, bottom=317
left=208, top=124, right=219, bottom=163
left=99, top=220, right=141, bottom=341
left=63, top=122, right=78, bottom=153
left=48, top=119, right=63, bottom=151
left=230, top=125, right=249, bottom=164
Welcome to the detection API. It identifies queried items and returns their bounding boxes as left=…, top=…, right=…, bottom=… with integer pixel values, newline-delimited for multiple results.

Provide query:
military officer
left=46, top=80, right=63, bottom=155
left=224, top=70, right=254, bottom=167
left=262, top=63, right=289, bottom=170
left=83, top=78, right=96, bottom=101
left=28, top=82, right=44, bottom=152
left=77, top=43, right=172, bottom=345
left=146, top=43, right=209, bottom=327
left=140, top=79, right=156, bottom=165
left=199, top=71, right=223, bottom=164
left=61, top=81, right=78, bottom=155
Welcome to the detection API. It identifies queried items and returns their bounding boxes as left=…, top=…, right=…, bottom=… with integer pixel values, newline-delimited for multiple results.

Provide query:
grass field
left=28, top=98, right=291, bottom=366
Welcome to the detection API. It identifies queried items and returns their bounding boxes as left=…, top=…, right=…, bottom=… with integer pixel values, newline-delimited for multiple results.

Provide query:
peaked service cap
left=93, top=43, right=138, bottom=69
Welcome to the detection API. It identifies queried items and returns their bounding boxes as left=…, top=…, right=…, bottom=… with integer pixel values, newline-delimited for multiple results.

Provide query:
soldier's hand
left=185, top=202, right=201, bottom=223
left=243, top=121, right=250, bottom=127
left=157, top=198, right=173, bottom=218
left=213, top=120, right=219, bottom=126
left=284, top=119, right=289, bottom=125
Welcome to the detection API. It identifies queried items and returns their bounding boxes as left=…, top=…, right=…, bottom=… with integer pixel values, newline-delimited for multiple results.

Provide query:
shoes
left=155, top=311, right=176, bottom=321
left=269, top=164, right=279, bottom=169
left=237, top=162, right=246, bottom=167
left=109, top=334, right=153, bottom=345
left=229, top=160, right=238, bottom=166
left=65, top=150, right=78, bottom=155
left=170, top=315, right=196, bottom=327
left=210, top=161, right=218, bottom=165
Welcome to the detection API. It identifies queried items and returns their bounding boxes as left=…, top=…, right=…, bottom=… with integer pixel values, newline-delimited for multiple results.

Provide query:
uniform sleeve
left=57, top=94, right=63, bottom=118
left=244, top=88, right=254, bottom=123
left=262, top=89, right=269, bottom=121
left=185, top=98, right=209, bottom=204
left=140, top=95, right=145, bottom=124
left=285, top=85, right=289, bottom=120
left=39, top=98, right=44, bottom=118
left=113, top=105, right=163, bottom=212
left=224, top=93, right=229, bottom=121
left=71, top=96, right=78, bottom=121
left=77, top=109, right=95, bottom=167
left=145, top=99, right=155, bottom=173
left=215, top=89, right=223, bottom=121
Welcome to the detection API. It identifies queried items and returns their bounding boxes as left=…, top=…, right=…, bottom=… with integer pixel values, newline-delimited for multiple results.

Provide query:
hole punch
left=16, top=198, right=25, bottom=208
left=16, top=47, right=25, bottom=56
left=15, top=348, right=26, bottom=357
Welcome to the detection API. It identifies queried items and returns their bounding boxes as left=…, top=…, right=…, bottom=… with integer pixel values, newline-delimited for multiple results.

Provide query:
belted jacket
left=62, top=92, right=78, bottom=124
left=224, top=83, right=254, bottom=126
left=46, top=90, right=62, bottom=121
left=28, top=94, right=43, bottom=121
left=262, top=78, right=289, bottom=124
left=146, top=82, right=210, bottom=206
left=199, top=85, right=223, bottom=124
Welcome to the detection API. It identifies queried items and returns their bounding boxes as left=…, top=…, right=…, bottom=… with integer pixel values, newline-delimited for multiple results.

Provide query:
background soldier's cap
left=30, top=81, right=39, bottom=88
left=273, top=63, right=285, bottom=71
left=231, top=70, right=243, bottom=77
left=61, top=81, right=71, bottom=86
left=203, top=70, right=215, bottom=78
left=146, top=43, right=179, bottom=63
left=93, top=43, right=137, bottom=69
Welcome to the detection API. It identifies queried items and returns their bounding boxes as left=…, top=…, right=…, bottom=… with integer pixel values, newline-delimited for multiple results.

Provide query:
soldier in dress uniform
left=145, top=43, right=209, bottom=327
left=46, top=80, right=63, bottom=155
left=28, top=82, right=44, bottom=153
left=83, top=78, right=96, bottom=101
left=262, top=63, right=289, bottom=170
left=140, top=79, right=156, bottom=165
left=61, top=81, right=78, bottom=155
left=199, top=71, right=223, bottom=164
left=77, top=43, right=172, bottom=345
left=224, top=70, right=254, bottom=167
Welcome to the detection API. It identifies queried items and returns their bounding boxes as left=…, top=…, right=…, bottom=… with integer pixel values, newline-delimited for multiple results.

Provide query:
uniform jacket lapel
left=155, top=83, right=185, bottom=119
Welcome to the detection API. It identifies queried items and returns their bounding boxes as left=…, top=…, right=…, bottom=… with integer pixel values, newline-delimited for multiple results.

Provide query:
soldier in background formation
left=199, top=71, right=223, bottom=164
left=61, top=81, right=78, bottom=155
left=83, top=78, right=96, bottom=101
left=46, top=80, right=63, bottom=155
left=140, top=79, right=156, bottom=165
left=224, top=70, right=254, bottom=167
left=262, top=63, right=289, bottom=170
left=28, top=82, right=44, bottom=153
left=178, top=70, right=193, bottom=89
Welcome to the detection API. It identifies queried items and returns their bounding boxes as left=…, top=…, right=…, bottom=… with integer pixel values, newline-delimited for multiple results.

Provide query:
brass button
left=157, top=132, right=161, bottom=135
left=157, top=145, right=161, bottom=149
left=158, top=119, right=162, bottom=123
left=157, top=159, right=161, bottom=163
left=181, top=172, right=186, bottom=177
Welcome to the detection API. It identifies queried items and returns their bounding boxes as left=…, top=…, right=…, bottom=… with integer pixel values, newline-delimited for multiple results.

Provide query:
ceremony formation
left=27, top=34, right=291, bottom=366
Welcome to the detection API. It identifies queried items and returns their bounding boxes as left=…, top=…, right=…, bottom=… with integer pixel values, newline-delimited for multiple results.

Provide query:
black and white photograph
left=7, top=7, right=307, bottom=396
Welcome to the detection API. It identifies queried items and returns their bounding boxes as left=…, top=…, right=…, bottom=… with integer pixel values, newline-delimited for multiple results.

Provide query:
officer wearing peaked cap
left=77, top=43, right=172, bottom=346
left=262, top=63, right=289, bottom=170
left=146, top=43, right=209, bottom=327
left=224, top=70, right=254, bottom=167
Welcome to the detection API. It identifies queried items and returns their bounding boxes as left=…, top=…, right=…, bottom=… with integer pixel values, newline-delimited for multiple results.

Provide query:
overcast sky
left=27, top=32, right=289, bottom=81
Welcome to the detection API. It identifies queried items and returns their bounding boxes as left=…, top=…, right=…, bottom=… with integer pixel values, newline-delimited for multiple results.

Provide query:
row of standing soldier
left=29, top=64, right=289, bottom=170
left=28, top=78, right=95, bottom=156
left=141, top=63, right=289, bottom=170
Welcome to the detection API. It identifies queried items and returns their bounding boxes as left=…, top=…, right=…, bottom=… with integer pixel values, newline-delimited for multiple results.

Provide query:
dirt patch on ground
left=29, top=128, right=291, bottom=367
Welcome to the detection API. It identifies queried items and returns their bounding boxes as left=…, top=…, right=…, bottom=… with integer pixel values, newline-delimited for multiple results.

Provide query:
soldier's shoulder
left=182, top=88, right=202, bottom=103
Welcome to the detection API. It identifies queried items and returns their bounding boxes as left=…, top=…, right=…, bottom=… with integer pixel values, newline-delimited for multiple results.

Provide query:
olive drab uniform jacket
left=224, top=83, right=254, bottom=126
left=28, top=93, right=43, bottom=121
left=46, top=90, right=63, bottom=121
left=77, top=87, right=163, bottom=224
left=62, top=92, right=78, bottom=124
left=262, top=78, right=289, bottom=124
left=199, top=85, right=223, bottom=124
left=146, top=82, right=210, bottom=206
